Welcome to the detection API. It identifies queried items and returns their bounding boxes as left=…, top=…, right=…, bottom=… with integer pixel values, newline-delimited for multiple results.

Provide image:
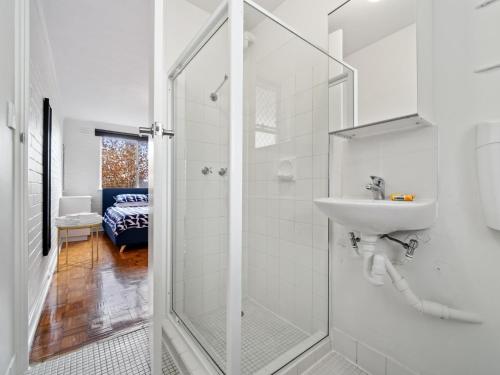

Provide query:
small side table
left=56, top=222, right=101, bottom=272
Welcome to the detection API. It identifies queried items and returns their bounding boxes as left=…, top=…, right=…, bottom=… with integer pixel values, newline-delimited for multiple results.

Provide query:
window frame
left=254, top=81, right=280, bottom=149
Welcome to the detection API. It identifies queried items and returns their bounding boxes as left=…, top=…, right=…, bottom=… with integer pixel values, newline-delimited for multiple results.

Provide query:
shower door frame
left=165, top=2, right=239, bottom=373
left=164, top=1, right=355, bottom=373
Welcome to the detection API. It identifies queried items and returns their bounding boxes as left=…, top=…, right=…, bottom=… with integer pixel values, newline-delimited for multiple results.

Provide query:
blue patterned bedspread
left=103, top=206, right=149, bottom=236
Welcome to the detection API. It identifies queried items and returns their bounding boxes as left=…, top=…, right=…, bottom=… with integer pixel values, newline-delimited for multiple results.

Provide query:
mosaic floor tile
left=27, top=327, right=180, bottom=375
left=183, top=300, right=309, bottom=374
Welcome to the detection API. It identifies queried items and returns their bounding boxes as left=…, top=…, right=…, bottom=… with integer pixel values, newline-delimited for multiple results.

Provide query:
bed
left=102, top=188, right=149, bottom=252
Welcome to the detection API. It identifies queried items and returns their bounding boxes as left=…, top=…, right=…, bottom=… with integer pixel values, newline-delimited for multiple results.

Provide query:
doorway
left=27, top=0, right=153, bottom=366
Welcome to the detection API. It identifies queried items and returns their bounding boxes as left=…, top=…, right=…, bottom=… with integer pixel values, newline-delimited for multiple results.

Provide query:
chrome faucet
left=365, top=176, right=385, bottom=200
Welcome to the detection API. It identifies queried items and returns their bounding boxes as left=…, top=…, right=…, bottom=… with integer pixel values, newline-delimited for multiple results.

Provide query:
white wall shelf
left=330, top=113, right=433, bottom=139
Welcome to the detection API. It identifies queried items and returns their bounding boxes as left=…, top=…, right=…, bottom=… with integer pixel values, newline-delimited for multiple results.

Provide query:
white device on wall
left=7, top=101, right=16, bottom=129
left=476, top=123, right=500, bottom=230
left=59, top=196, right=92, bottom=241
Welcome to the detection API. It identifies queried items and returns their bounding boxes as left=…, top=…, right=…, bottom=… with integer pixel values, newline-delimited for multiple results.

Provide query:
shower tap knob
left=201, top=166, right=213, bottom=175
left=218, top=168, right=227, bottom=176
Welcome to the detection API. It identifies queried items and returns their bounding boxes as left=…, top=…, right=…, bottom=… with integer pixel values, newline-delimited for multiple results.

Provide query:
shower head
left=210, top=74, right=228, bottom=102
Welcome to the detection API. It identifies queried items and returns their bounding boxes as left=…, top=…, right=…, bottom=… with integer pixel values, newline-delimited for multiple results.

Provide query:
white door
left=144, top=1, right=170, bottom=374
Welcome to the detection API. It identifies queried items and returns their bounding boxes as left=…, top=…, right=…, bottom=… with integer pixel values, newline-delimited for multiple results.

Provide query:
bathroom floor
left=26, top=308, right=367, bottom=375
left=26, top=327, right=180, bottom=375
left=184, top=300, right=311, bottom=374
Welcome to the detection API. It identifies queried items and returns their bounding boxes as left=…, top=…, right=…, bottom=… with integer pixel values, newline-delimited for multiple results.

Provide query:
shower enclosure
left=165, top=1, right=355, bottom=373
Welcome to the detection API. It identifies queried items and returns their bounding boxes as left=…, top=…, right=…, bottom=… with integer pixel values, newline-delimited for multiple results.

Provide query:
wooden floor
left=30, top=234, right=149, bottom=363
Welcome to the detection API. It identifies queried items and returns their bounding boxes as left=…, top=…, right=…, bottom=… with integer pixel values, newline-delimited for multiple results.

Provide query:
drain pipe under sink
left=360, top=235, right=385, bottom=286
left=358, top=234, right=483, bottom=324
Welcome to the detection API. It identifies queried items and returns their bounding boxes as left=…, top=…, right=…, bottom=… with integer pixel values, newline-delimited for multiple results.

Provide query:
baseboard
left=331, top=327, right=418, bottom=375
left=3, top=356, right=15, bottom=375
left=161, top=330, right=188, bottom=375
left=28, top=249, right=58, bottom=349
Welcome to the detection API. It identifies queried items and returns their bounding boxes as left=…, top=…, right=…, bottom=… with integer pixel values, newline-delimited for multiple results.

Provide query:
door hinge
left=19, top=132, right=25, bottom=143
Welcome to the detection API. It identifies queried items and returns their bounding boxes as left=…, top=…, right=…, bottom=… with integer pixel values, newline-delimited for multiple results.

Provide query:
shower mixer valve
left=201, top=166, right=213, bottom=175
left=201, top=166, right=228, bottom=176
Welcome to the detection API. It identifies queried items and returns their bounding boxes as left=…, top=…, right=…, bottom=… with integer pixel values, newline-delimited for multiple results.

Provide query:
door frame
left=161, top=0, right=244, bottom=373
left=13, top=1, right=165, bottom=373
left=150, top=1, right=168, bottom=374
left=14, top=0, right=31, bottom=373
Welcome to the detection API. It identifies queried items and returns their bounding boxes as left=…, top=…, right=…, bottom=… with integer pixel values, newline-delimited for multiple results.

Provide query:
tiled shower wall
left=244, top=32, right=330, bottom=335
left=173, top=15, right=332, bottom=340
left=173, top=24, right=230, bottom=319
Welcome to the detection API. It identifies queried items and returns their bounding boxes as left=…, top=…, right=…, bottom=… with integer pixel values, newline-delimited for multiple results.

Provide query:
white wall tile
left=332, top=329, right=357, bottom=364
left=386, top=359, right=417, bottom=375
left=294, top=111, right=313, bottom=136
left=295, top=90, right=313, bottom=115
left=357, top=342, right=387, bottom=375
left=243, top=16, right=331, bottom=343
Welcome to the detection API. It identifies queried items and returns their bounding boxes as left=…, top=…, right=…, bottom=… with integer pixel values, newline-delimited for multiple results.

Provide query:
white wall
left=344, top=23, right=417, bottom=125
left=256, top=0, right=330, bottom=49
left=0, top=0, right=16, bottom=372
left=329, top=1, right=500, bottom=375
left=165, top=0, right=212, bottom=69
left=239, top=1, right=500, bottom=374
left=27, top=0, right=64, bottom=347
left=27, top=0, right=64, bottom=339
left=63, top=118, right=141, bottom=214
left=167, top=1, right=500, bottom=374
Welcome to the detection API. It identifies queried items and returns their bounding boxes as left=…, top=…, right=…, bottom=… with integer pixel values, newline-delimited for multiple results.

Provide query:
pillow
left=114, top=202, right=148, bottom=208
left=114, top=193, right=149, bottom=204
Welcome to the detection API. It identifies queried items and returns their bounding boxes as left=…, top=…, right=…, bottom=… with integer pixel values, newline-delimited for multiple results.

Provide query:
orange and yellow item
left=390, top=193, right=415, bottom=201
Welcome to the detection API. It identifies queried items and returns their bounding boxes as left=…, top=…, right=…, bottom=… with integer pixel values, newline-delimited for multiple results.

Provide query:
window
left=255, top=84, right=278, bottom=148
left=100, top=136, right=148, bottom=188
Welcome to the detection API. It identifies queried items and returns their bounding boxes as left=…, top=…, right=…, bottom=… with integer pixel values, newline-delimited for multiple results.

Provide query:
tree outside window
left=101, top=136, right=148, bottom=188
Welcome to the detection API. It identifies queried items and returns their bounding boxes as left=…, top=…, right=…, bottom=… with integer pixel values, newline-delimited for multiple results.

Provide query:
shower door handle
left=162, top=129, right=175, bottom=139
left=139, top=122, right=175, bottom=139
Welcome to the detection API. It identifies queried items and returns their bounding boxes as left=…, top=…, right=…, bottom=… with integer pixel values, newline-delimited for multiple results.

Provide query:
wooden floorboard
left=30, top=234, right=149, bottom=363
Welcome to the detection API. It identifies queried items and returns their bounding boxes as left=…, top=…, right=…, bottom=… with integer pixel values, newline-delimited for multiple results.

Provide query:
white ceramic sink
left=314, top=197, right=437, bottom=235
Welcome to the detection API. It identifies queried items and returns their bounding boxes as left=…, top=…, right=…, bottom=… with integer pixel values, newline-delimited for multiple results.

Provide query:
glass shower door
left=170, top=18, right=231, bottom=374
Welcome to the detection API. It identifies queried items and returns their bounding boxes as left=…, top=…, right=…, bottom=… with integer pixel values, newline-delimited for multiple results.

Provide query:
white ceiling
left=186, top=0, right=288, bottom=29
left=187, top=0, right=287, bottom=14
left=329, top=0, right=416, bottom=56
left=41, top=0, right=288, bottom=128
left=41, top=0, right=152, bottom=127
